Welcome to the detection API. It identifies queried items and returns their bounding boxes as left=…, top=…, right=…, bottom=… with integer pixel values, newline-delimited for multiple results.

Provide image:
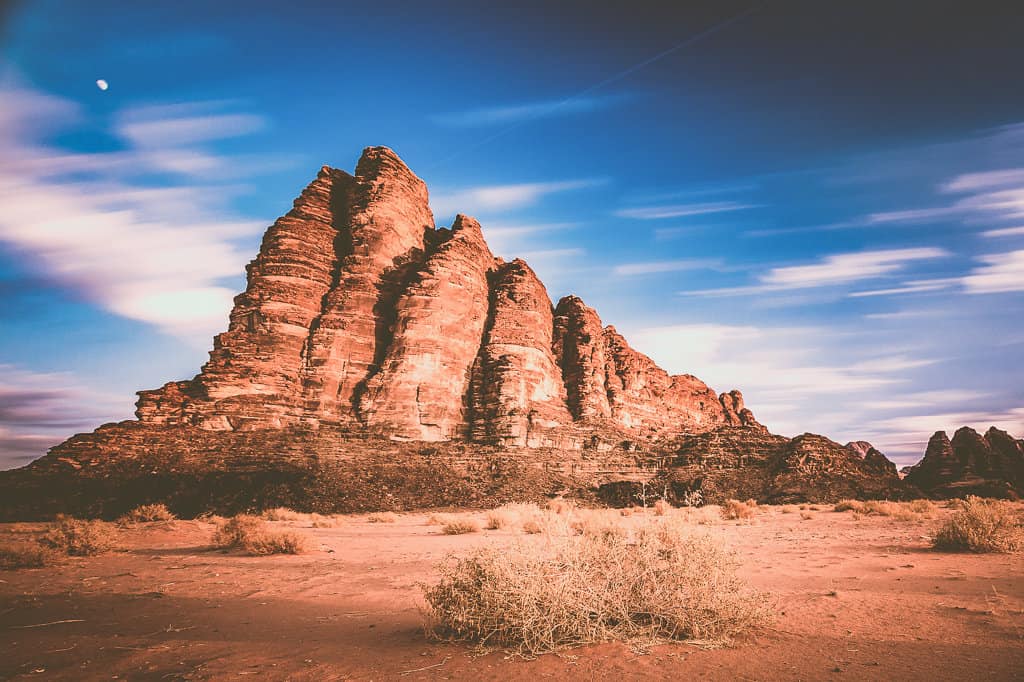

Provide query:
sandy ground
left=1, top=505, right=1022, bottom=681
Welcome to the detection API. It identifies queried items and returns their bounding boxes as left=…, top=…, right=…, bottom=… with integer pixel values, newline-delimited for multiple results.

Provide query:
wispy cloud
left=0, top=80, right=272, bottom=340
left=0, top=365, right=127, bottom=469
left=983, top=225, right=1024, bottom=238
left=431, top=94, right=629, bottom=127
left=431, top=179, right=605, bottom=216
left=681, top=248, right=949, bottom=297
left=116, top=102, right=265, bottom=148
left=848, top=278, right=958, bottom=298
left=615, top=201, right=752, bottom=220
left=612, top=258, right=721, bottom=276
left=962, top=249, right=1024, bottom=293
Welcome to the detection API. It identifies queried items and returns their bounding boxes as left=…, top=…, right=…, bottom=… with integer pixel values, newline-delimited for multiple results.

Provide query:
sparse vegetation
left=118, top=503, right=176, bottom=525
left=423, top=522, right=771, bottom=655
left=720, top=499, right=756, bottom=520
left=933, top=496, right=1023, bottom=553
left=0, top=542, right=56, bottom=569
left=834, top=499, right=938, bottom=521
left=653, top=499, right=672, bottom=516
left=212, top=515, right=307, bottom=555
left=442, top=518, right=480, bottom=535
left=834, top=499, right=866, bottom=513
left=261, top=507, right=303, bottom=521
left=39, top=515, right=118, bottom=556
left=367, top=512, right=399, bottom=523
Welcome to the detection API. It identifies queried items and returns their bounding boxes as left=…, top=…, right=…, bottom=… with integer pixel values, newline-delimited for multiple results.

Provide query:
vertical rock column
left=301, top=147, right=435, bottom=422
left=470, top=259, right=574, bottom=446
left=552, top=296, right=613, bottom=421
left=137, top=165, right=355, bottom=430
left=358, top=215, right=496, bottom=440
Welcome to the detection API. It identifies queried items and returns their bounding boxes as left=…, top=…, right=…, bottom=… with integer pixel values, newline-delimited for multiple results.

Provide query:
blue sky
left=2, top=1, right=1023, bottom=468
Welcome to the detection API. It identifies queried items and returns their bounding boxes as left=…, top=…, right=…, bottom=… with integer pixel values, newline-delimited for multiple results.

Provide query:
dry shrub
left=908, top=499, right=937, bottom=515
left=40, top=515, right=118, bottom=556
left=521, top=519, right=543, bottom=534
left=367, top=512, right=399, bottom=523
left=485, top=511, right=512, bottom=530
left=780, top=505, right=796, bottom=514
left=653, top=499, right=672, bottom=516
left=619, top=508, right=633, bottom=517
left=834, top=500, right=866, bottom=513
left=546, top=498, right=576, bottom=515
left=933, top=496, right=1023, bottom=553
left=212, top=515, right=307, bottom=555
left=118, top=503, right=175, bottom=525
left=423, top=524, right=771, bottom=655
left=800, top=512, right=814, bottom=520
left=0, top=542, right=56, bottom=569
left=261, top=507, right=303, bottom=521
left=720, top=499, right=756, bottom=520
left=442, top=519, right=480, bottom=535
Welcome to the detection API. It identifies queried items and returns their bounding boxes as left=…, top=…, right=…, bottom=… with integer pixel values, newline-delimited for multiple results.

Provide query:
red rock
left=127, top=148, right=762, bottom=445
left=906, top=426, right=1024, bottom=498
left=358, top=215, right=495, bottom=440
left=470, top=259, right=574, bottom=447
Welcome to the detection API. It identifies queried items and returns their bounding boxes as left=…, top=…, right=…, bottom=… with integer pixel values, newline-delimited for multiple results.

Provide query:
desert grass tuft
left=0, top=542, right=57, bottom=569
left=932, top=496, right=1023, bottom=553
left=720, top=499, right=756, bottom=520
left=652, top=499, right=672, bottom=516
left=423, top=522, right=771, bottom=655
left=367, top=512, right=399, bottom=524
left=118, top=503, right=176, bottom=525
left=212, top=515, right=308, bottom=555
left=39, top=515, right=118, bottom=556
left=442, top=518, right=480, bottom=535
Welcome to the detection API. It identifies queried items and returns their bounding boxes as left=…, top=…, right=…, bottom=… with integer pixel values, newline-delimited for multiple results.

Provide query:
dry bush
left=423, top=524, right=771, bottom=655
left=118, top=503, right=175, bottom=525
left=212, top=515, right=307, bottom=555
left=485, top=510, right=513, bottom=530
left=546, top=498, right=576, bottom=515
left=40, top=515, right=118, bottom=556
left=720, top=499, right=756, bottom=520
left=570, top=513, right=626, bottom=538
left=619, top=508, right=633, bottom=517
left=780, top=505, right=796, bottom=514
left=442, top=518, right=480, bottom=535
left=834, top=500, right=866, bottom=513
left=261, top=507, right=303, bottom=521
left=484, top=503, right=538, bottom=530
left=0, top=542, right=56, bottom=570
left=800, top=512, right=814, bottom=520
left=521, top=519, right=543, bottom=534
left=367, top=512, right=399, bottom=523
left=908, top=499, right=937, bottom=515
left=933, top=496, right=1024, bottom=553
left=653, top=499, right=672, bottom=516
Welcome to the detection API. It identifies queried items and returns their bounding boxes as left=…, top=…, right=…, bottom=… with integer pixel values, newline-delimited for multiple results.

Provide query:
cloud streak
left=431, top=94, right=629, bottom=127
left=680, top=248, right=949, bottom=297
left=431, top=179, right=605, bottom=216
left=0, top=82, right=272, bottom=340
left=615, top=201, right=753, bottom=220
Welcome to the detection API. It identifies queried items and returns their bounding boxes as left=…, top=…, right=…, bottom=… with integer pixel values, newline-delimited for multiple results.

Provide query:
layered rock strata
left=133, top=147, right=758, bottom=446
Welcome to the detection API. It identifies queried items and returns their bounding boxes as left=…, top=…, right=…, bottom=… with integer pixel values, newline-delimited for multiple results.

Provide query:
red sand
left=2, top=505, right=1022, bottom=681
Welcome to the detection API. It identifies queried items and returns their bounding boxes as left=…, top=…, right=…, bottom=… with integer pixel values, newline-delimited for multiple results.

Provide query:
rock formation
left=652, top=429, right=903, bottom=504
left=905, top=426, right=1024, bottom=498
left=134, top=146, right=755, bottom=445
left=0, top=146, right=910, bottom=518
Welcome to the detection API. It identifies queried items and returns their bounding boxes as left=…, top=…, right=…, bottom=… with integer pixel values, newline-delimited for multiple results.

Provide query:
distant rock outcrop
left=905, top=426, right=1024, bottom=498
left=651, top=429, right=903, bottom=504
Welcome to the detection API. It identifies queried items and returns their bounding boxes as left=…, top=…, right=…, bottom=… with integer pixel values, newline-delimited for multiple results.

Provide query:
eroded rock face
left=470, top=260, right=574, bottom=447
left=661, top=428, right=904, bottom=503
left=358, top=215, right=494, bottom=440
left=906, top=426, right=1024, bottom=498
left=127, top=147, right=759, bottom=445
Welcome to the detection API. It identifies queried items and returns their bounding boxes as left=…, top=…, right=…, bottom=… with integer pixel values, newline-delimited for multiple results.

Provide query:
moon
left=96, top=79, right=109, bottom=91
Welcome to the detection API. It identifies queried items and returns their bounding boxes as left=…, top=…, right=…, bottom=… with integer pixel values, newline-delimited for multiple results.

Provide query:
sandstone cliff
left=0, top=147, right=914, bottom=519
left=135, top=147, right=755, bottom=446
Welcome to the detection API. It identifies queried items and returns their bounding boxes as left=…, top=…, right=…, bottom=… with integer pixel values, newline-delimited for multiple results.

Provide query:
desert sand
left=2, top=505, right=1022, bottom=681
